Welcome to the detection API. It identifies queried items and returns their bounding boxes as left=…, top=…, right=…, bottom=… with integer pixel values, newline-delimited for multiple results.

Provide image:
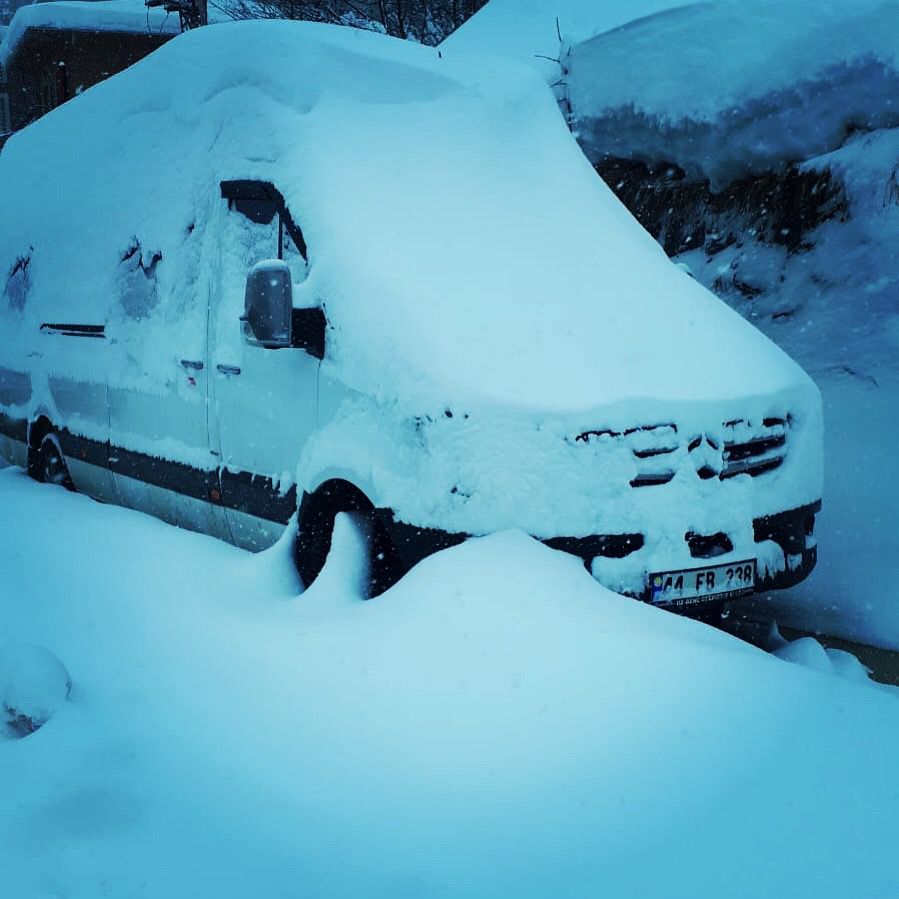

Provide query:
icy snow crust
left=0, top=0, right=180, bottom=67
left=0, top=21, right=821, bottom=546
left=567, top=0, right=899, bottom=186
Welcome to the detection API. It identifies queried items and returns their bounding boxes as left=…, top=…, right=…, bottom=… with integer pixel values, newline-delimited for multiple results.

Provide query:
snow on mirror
left=241, top=259, right=293, bottom=349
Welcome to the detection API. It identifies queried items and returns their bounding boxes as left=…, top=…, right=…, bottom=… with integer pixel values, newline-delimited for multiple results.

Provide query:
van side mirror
left=241, top=260, right=293, bottom=349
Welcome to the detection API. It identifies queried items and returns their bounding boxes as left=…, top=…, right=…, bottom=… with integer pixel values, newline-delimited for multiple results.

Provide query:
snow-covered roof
left=0, top=0, right=180, bottom=67
left=567, top=0, right=899, bottom=185
left=440, top=0, right=692, bottom=80
left=0, top=20, right=813, bottom=417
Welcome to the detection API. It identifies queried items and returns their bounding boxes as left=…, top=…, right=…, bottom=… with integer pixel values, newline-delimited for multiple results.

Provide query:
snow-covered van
left=0, top=22, right=822, bottom=609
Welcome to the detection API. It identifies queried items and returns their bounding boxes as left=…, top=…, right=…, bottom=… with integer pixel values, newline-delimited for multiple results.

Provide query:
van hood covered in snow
left=0, top=20, right=814, bottom=419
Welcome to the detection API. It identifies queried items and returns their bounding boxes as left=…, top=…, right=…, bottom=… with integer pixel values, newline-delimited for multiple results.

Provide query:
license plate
left=650, top=559, right=756, bottom=607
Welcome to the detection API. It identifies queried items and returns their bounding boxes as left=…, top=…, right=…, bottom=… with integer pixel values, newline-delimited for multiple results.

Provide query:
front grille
left=575, top=416, right=790, bottom=487
left=721, top=418, right=788, bottom=479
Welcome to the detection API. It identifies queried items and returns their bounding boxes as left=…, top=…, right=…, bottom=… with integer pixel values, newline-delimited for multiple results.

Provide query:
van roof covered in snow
left=0, top=20, right=812, bottom=417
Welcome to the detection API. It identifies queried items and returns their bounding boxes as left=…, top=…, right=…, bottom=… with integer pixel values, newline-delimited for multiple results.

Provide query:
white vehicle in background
left=0, top=21, right=822, bottom=610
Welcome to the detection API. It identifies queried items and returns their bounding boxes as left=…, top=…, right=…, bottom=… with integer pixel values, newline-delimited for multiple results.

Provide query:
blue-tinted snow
left=1, top=467, right=898, bottom=897
left=567, top=0, right=899, bottom=185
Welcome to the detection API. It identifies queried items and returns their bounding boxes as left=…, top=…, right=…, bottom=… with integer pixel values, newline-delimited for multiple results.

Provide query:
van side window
left=221, top=180, right=308, bottom=286
left=231, top=197, right=277, bottom=226
left=117, top=238, right=163, bottom=320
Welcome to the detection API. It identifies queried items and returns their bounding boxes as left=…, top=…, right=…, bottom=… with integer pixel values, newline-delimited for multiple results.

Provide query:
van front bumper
left=379, top=500, right=821, bottom=612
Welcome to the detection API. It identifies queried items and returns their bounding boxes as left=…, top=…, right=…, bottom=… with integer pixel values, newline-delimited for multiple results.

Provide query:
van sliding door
left=106, top=244, right=230, bottom=541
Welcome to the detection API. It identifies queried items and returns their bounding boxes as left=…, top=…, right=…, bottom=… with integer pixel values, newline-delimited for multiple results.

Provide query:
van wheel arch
left=28, top=420, right=75, bottom=490
left=27, top=416, right=55, bottom=481
left=295, top=479, right=402, bottom=597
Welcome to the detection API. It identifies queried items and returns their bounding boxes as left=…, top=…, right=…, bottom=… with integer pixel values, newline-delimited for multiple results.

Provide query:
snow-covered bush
left=0, top=644, right=71, bottom=737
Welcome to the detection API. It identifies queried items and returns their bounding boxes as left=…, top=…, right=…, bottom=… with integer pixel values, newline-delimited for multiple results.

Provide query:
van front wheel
left=295, top=480, right=403, bottom=598
left=38, top=433, right=75, bottom=491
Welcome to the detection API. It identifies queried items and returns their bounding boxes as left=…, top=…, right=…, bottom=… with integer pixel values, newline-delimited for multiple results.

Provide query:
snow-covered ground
left=2, top=467, right=899, bottom=897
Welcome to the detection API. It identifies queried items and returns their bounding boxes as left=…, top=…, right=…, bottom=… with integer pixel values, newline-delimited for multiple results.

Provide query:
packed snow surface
left=0, top=0, right=179, bottom=67
left=1, top=468, right=898, bottom=897
left=568, top=0, right=899, bottom=184
left=0, top=19, right=815, bottom=415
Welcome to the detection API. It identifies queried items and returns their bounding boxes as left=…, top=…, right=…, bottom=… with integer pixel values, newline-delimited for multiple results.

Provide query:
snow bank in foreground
left=1, top=469, right=897, bottom=897
left=568, top=0, right=899, bottom=185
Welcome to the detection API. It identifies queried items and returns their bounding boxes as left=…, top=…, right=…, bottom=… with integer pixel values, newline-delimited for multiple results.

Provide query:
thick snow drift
left=567, top=0, right=899, bottom=185
left=1, top=469, right=898, bottom=897
left=0, top=19, right=813, bottom=414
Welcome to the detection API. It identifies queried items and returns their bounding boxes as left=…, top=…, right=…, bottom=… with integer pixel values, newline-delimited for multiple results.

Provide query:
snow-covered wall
left=567, top=0, right=899, bottom=187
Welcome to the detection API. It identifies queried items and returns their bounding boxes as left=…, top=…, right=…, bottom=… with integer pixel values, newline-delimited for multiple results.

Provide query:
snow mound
left=0, top=644, right=71, bottom=737
left=568, top=0, right=899, bottom=185
left=773, top=636, right=872, bottom=685
left=1, top=469, right=899, bottom=896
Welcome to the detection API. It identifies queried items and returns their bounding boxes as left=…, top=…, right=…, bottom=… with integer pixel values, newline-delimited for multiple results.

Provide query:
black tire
left=295, top=482, right=403, bottom=597
left=37, top=433, right=75, bottom=491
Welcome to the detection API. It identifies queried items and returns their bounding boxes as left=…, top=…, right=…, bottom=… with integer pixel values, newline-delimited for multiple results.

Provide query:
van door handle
left=216, top=364, right=241, bottom=376
left=180, top=359, right=204, bottom=370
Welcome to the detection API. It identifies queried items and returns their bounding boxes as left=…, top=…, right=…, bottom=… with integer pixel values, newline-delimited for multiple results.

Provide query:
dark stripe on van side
left=0, top=411, right=27, bottom=443
left=111, top=443, right=215, bottom=503
left=58, top=428, right=109, bottom=469
left=219, top=468, right=297, bottom=525
left=58, top=427, right=297, bottom=526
